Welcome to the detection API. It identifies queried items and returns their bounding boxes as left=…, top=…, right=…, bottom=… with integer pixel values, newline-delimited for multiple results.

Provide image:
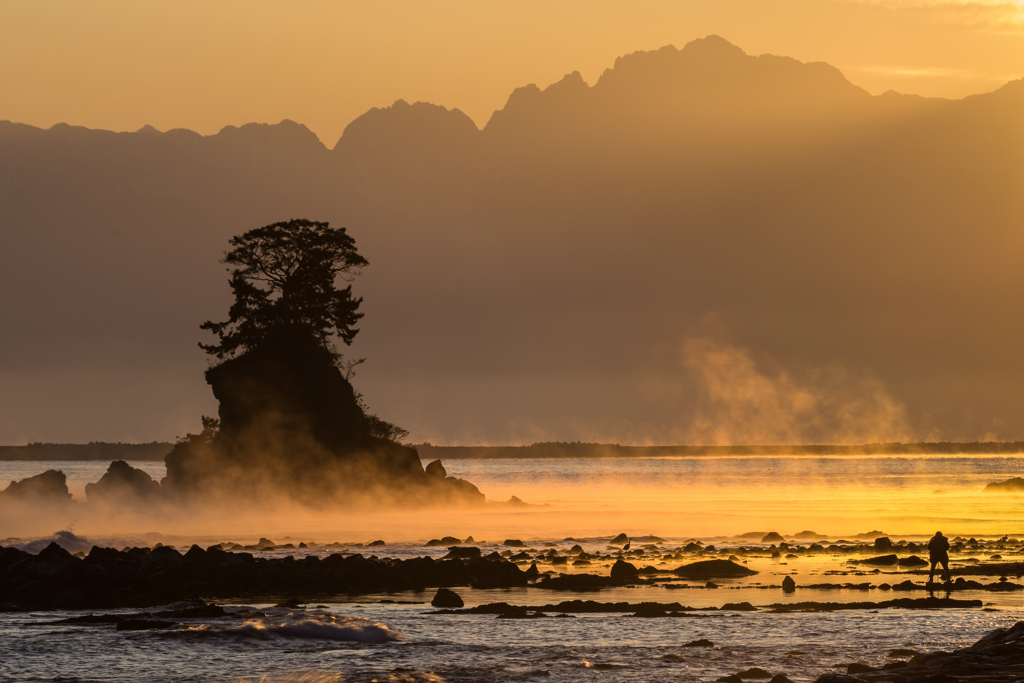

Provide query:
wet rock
left=116, top=619, right=177, bottom=630
left=874, top=537, right=894, bottom=552
left=847, top=663, right=877, bottom=674
left=426, top=536, right=461, bottom=546
left=84, top=460, right=161, bottom=504
left=813, top=675, right=862, bottom=683
left=503, top=539, right=526, bottom=547
left=368, top=540, right=386, bottom=547
left=431, top=588, right=464, bottom=608
left=525, top=562, right=540, bottom=578
left=611, top=533, right=629, bottom=545
left=719, top=676, right=744, bottom=683
left=610, top=559, right=640, bottom=578
left=685, top=638, right=714, bottom=647
left=762, top=532, right=785, bottom=543
left=675, top=559, right=758, bottom=579
left=445, top=546, right=482, bottom=560
left=0, top=470, right=72, bottom=503
left=771, top=675, right=795, bottom=683
left=737, top=668, right=773, bottom=679
left=721, top=602, right=758, bottom=611
left=899, top=556, right=928, bottom=568
left=782, top=576, right=796, bottom=593
left=983, top=477, right=1024, bottom=492
left=856, top=554, right=898, bottom=566
left=425, top=460, right=447, bottom=479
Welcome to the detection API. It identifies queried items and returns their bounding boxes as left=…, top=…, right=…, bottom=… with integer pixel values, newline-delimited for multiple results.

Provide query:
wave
left=181, top=610, right=403, bottom=643
left=14, top=529, right=93, bottom=554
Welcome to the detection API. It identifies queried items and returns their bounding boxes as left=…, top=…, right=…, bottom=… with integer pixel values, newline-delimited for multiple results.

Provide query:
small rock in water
left=431, top=588, right=464, bottom=608
left=503, top=539, right=526, bottom=547
left=718, top=676, right=744, bottom=683
left=368, top=540, right=386, bottom=547
left=761, top=532, right=785, bottom=543
left=610, top=558, right=640, bottom=578
left=770, top=675, right=795, bottom=683
left=782, top=576, right=796, bottom=593
left=611, top=533, right=629, bottom=544
left=425, top=459, right=447, bottom=479
left=684, top=639, right=714, bottom=647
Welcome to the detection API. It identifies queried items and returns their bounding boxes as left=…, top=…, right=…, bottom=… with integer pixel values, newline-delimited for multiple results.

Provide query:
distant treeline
left=414, top=441, right=1024, bottom=459
left=0, top=442, right=174, bottom=461
left=4, top=440, right=1023, bottom=462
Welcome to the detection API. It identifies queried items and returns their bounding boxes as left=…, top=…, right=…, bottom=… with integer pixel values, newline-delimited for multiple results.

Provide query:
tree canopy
left=200, top=219, right=368, bottom=360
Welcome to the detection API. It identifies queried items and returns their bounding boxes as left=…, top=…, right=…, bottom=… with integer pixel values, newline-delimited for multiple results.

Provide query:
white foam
left=16, top=530, right=93, bottom=554
left=186, top=611, right=403, bottom=643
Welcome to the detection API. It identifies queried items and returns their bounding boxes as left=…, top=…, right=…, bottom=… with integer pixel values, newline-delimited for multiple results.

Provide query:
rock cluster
left=813, top=621, right=1024, bottom=683
left=0, top=542, right=529, bottom=611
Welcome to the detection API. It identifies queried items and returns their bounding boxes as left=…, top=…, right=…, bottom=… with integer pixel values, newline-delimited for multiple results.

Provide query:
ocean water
left=3, top=455, right=1023, bottom=538
left=3, top=456, right=1024, bottom=682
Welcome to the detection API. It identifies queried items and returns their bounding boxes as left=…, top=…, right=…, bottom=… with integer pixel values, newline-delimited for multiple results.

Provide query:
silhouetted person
left=928, top=531, right=951, bottom=584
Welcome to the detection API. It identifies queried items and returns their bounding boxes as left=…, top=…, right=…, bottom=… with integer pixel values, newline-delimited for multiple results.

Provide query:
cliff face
left=162, top=331, right=483, bottom=506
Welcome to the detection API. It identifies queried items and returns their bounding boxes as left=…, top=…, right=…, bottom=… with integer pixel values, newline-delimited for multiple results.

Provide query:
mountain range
left=1, top=35, right=1022, bottom=444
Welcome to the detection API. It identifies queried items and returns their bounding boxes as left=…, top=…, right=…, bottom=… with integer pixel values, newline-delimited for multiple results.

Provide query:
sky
left=1, top=1, right=1023, bottom=447
left=1, top=0, right=1022, bottom=145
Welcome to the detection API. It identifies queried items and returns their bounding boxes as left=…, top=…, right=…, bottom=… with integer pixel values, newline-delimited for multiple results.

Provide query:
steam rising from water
left=681, top=336, right=913, bottom=445
left=3, top=455, right=1022, bottom=543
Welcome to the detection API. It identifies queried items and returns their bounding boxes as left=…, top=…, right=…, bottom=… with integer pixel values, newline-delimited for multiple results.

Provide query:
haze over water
left=4, top=455, right=1022, bottom=542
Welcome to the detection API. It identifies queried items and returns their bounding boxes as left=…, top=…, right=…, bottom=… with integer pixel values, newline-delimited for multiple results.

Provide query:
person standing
left=928, top=531, right=952, bottom=584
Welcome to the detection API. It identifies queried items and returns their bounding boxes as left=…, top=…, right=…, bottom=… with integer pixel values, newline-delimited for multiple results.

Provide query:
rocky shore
left=809, top=621, right=1024, bottom=683
left=0, top=541, right=530, bottom=611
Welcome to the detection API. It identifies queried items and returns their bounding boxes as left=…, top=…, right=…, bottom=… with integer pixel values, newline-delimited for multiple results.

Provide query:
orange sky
left=1, top=0, right=1022, bottom=145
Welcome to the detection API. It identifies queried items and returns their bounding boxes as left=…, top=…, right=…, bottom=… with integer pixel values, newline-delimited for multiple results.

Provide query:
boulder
left=899, top=555, right=928, bottom=567
left=856, top=554, right=898, bottom=566
left=611, top=533, right=629, bottom=544
left=0, top=470, right=72, bottom=502
left=431, top=588, right=465, bottom=607
left=85, top=460, right=161, bottom=504
left=684, top=639, right=714, bottom=647
left=782, top=576, right=796, bottom=593
left=873, top=536, right=894, bottom=551
left=983, top=477, right=1024, bottom=493
left=762, top=532, right=785, bottom=543
left=675, top=559, right=758, bottom=579
left=737, top=668, right=773, bottom=679
left=610, top=559, right=639, bottom=578
left=425, top=460, right=447, bottom=479
left=503, top=539, right=526, bottom=547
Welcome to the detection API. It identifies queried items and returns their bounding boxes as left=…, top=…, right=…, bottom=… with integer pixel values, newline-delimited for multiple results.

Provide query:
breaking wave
left=182, top=610, right=403, bottom=643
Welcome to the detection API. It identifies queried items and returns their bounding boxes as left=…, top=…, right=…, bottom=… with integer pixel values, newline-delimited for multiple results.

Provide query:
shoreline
left=4, top=440, right=1024, bottom=462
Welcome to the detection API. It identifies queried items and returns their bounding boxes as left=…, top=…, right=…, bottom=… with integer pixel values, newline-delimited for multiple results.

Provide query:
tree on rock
left=161, top=218, right=483, bottom=507
left=199, top=219, right=367, bottom=360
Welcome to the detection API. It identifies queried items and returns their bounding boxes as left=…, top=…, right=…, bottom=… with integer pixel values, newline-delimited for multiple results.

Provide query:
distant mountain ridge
left=1, top=36, right=1022, bottom=445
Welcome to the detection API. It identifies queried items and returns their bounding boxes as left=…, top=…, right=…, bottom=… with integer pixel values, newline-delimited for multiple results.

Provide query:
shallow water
left=3, top=455, right=1023, bottom=538
left=3, top=540, right=1024, bottom=683
left=3, top=455, right=1024, bottom=682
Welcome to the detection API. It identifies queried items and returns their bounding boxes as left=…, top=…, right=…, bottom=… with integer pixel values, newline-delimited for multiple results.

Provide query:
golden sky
left=1, top=0, right=1022, bottom=145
